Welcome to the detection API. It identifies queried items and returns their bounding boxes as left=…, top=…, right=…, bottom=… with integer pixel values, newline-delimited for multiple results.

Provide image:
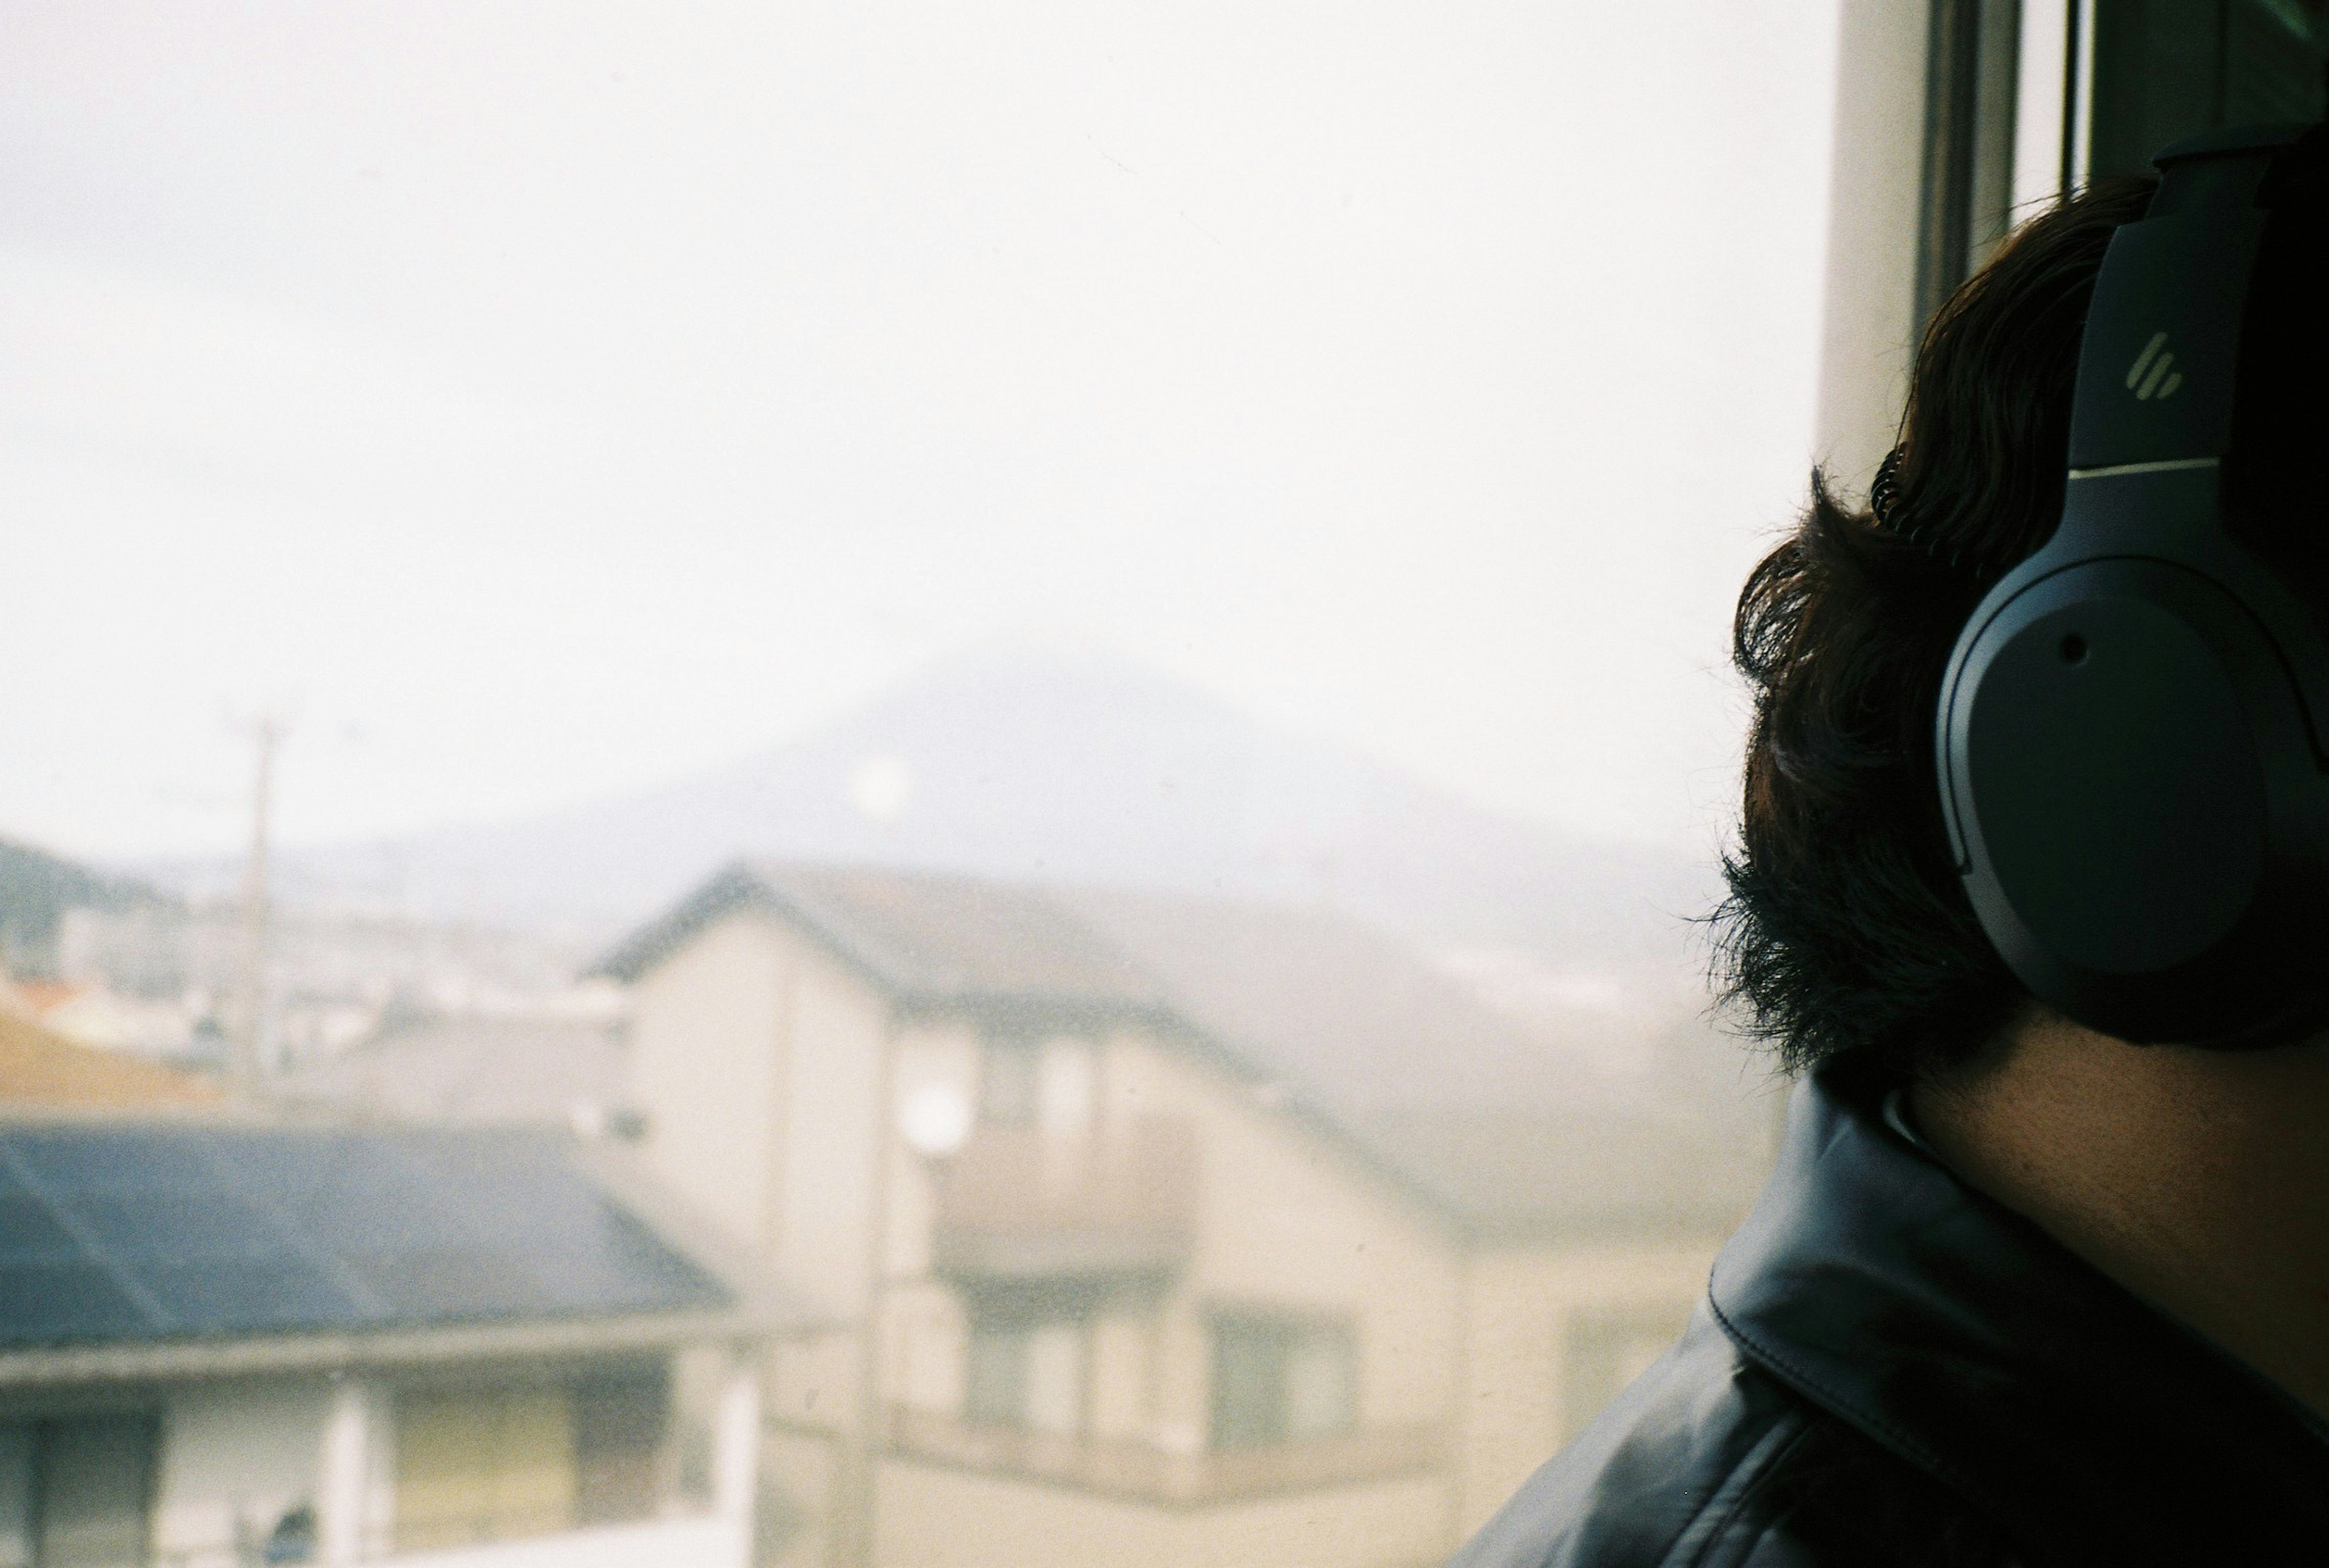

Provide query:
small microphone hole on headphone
left=2058, top=633, right=2089, bottom=666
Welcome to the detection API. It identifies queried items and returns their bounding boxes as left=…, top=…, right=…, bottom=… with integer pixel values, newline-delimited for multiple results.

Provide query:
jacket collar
left=1710, top=1059, right=2329, bottom=1566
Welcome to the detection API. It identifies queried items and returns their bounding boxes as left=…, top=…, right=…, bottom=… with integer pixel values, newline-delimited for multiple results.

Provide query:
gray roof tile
left=0, top=1124, right=733, bottom=1350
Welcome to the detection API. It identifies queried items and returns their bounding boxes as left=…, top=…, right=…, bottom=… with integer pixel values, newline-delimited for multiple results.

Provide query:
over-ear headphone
left=1936, top=123, right=2329, bottom=1047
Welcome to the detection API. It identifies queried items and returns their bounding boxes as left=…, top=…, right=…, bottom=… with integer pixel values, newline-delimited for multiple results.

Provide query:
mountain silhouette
left=165, top=651, right=1728, bottom=1006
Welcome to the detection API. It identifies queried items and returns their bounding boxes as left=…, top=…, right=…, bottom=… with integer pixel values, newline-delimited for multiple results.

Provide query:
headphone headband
left=2065, top=128, right=2302, bottom=475
left=1935, top=122, right=2329, bottom=1047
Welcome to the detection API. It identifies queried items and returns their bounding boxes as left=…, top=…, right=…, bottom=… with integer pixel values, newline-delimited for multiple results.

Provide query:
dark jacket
left=1450, top=1061, right=2329, bottom=1567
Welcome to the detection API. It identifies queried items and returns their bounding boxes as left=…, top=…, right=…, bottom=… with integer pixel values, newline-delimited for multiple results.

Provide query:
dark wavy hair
left=1716, top=178, right=2159, bottom=1079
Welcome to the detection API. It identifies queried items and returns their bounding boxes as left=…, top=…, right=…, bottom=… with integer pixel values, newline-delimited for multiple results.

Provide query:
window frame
left=961, top=1312, right=1091, bottom=1436
left=1204, top=1305, right=1358, bottom=1452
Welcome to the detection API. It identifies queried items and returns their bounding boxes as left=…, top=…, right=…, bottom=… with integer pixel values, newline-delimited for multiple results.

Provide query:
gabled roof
left=598, top=861, right=1773, bottom=1238
left=1063, top=888, right=1773, bottom=1237
left=1061, top=889, right=1566, bottom=1111
left=270, top=1014, right=627, bottom=1129
left=0, top=1122, right=793, bottom=1376
left=594, top=860, right=1172, bottom=1018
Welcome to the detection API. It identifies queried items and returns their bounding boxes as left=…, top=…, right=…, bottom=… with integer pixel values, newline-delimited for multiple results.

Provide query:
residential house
left=597, top=862, right=1773, bottom=1567
left=0, top=1119, right=792, bottom=1567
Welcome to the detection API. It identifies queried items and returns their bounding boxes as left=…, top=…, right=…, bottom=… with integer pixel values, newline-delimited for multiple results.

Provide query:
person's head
left=1727, top=160, right=2329, bottom=1420
left=1715, top=178, right=2162, bottom=1085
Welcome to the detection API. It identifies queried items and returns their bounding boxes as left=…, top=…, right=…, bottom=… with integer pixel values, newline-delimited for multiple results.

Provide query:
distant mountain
left=146, top=651, right=1729, bottom=1001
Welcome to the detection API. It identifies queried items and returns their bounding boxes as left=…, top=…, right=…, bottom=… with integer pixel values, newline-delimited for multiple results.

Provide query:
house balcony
left=885, top=1406, right=1445, bottom=1506
left=930, top=1117, right=1199, bottom=1282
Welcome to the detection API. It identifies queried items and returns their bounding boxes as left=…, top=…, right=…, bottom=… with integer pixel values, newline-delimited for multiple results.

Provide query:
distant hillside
left=0, top=837, right=165, bottom=978
left=144, top=652, right=1729, bottom=1005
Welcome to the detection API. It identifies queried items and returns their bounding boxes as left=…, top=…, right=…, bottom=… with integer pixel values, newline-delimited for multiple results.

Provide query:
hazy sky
left=0, top=1, right=1840, bottom=862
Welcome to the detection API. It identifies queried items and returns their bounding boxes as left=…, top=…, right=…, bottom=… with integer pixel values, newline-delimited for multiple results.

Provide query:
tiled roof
left=270, top=1014, right=627, bottom=1128
left=750, top=863, right=1171, bottom=1009
left=596, top=861, right=1171, bottom=1013
left=1064, top=888, right=1771, bottom=1236
left=0, top=1123, right=735, bottom=1351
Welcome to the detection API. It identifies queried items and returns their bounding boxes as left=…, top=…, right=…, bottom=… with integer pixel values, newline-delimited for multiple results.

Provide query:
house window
left=978, top=1034, right=1097, bottom=1135
left=1208, top=1313, right=1356, bottom=1450
left=395, top=1384, right=578, bottom=1552
left=963, top=1318, right=1086, bottom=1435
left=572, top=1368, right=671, bottom=1527
left=0, top=1413, right=159, bottom=1568
left=394, top=1365, right=672, bottom=1550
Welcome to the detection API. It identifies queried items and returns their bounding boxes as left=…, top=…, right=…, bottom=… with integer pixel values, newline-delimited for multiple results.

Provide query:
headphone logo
left=2127, top=331, right=2183, bottom=401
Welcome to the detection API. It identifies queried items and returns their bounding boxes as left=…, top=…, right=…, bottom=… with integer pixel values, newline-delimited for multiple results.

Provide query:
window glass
left=0, top=9, right=1841, bottom=1563
left=1209, top=1315, right=1357, bottom=1449
left=0, top=1426, right=28, bottom=1568
left=394, top=1385, right=577, bottom=1551
left=573, top=1367, right=671, bottom=1527
left=963, top=1318, right=1087, bottom=1435
left=1210, top=1318, right=1288, bottom=1449
left=29, top=1415, right=156, bottom=1568
left=964, top=1321, right=1030, bottom=1429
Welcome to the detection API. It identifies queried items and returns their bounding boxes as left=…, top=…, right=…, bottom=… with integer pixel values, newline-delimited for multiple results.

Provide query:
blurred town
left=0, top=0, right=1832, bottom=1556
left=0, top=654, right=1778, bottom=1568
left=7, top=0, right=2300, bottom=1563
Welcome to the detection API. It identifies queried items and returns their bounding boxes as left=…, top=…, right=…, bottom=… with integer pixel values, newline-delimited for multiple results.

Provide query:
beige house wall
left=773, top=938, right=892, bottom=1321
left=1451, top=1238, right=1722, bottom=1537
left=764, top=1328, right=865, bottom=1433
left=630, top=910, right=792, bottom=1252
left=630, top=914, right=898, bottom=1567
left=631, top=909, right=896, bottom=1316
left=761, top=1425, right=842, bottom=1568
left=873, top=1459, right=1450, bottom=1568
left=1098, top=1033, right=1464, bottom=1447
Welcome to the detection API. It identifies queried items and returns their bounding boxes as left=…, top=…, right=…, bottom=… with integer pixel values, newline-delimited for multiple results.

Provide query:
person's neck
left=1912, top=1010, right=2329, bottom=1424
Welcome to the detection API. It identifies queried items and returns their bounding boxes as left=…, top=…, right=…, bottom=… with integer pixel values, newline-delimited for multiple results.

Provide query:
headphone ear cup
left=1943, top=560, right=2322, bottom=1042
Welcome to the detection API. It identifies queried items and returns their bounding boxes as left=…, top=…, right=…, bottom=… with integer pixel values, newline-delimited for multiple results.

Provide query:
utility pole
left=231, top=715, right=286, bottom=1099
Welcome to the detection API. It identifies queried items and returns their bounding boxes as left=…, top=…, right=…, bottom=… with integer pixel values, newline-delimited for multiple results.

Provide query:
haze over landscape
left=0, top=15, right=1838, bottom=1555
left=175, top=649, right=1721, bottom=957
left=0, top=1, right=1838, bottom=879
left=126, top=648, right=1735, bottom=1096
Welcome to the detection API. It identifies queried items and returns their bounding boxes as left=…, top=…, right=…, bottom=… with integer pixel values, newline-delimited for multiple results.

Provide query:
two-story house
left=597, top=862, right=1772, bottom=1568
